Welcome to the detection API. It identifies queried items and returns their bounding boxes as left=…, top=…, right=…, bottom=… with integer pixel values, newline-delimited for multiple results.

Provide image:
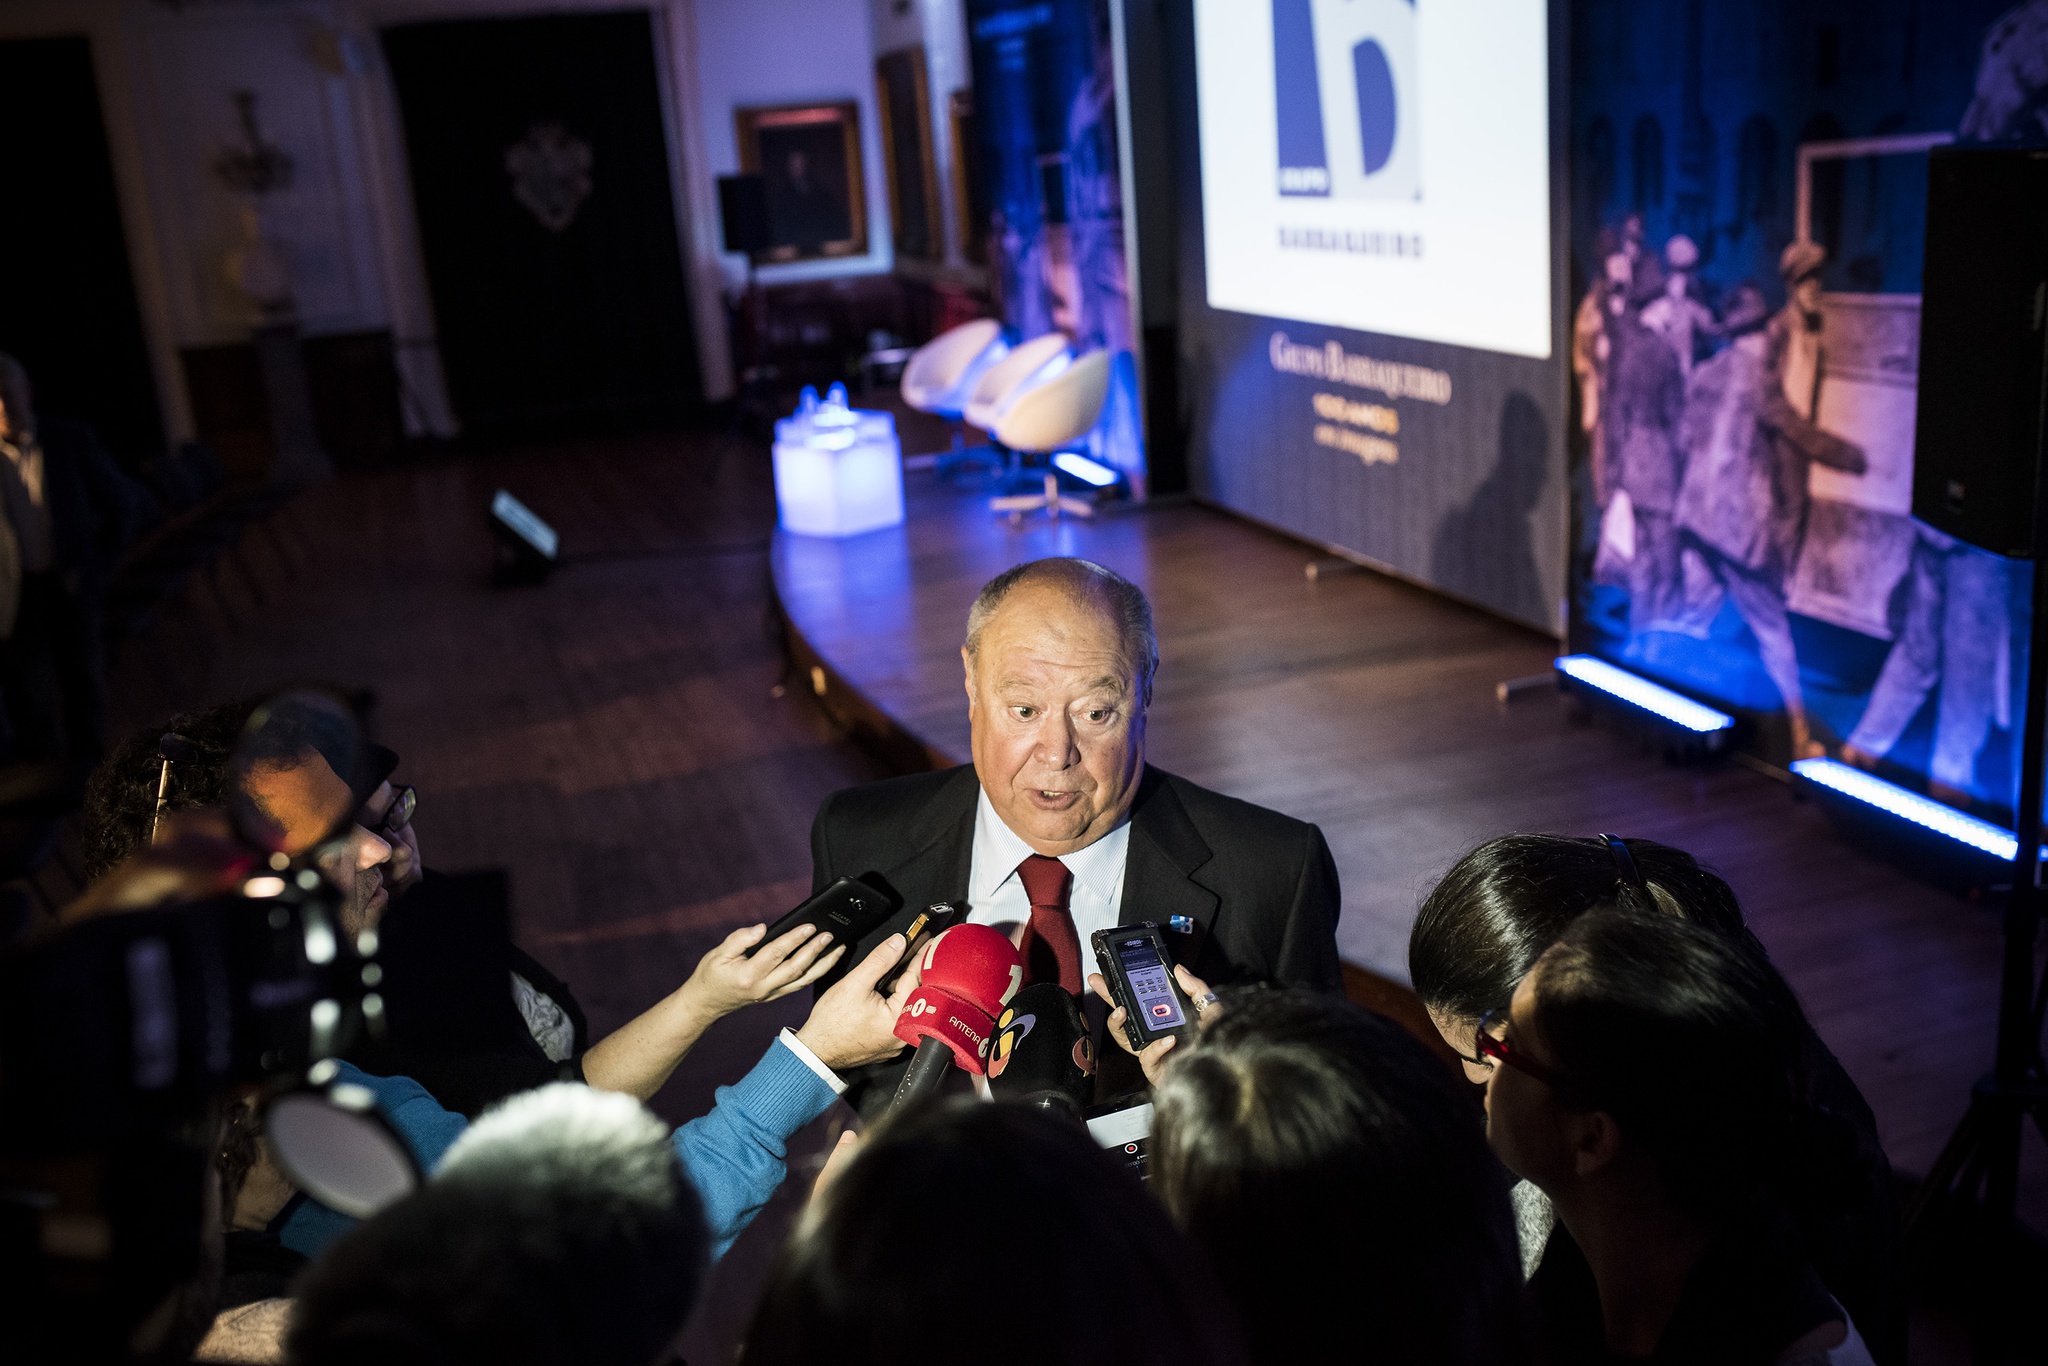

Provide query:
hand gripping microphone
left=887, top=923, right=1024, bottom=1112
left=986, top=981, right=1095, bottom=1115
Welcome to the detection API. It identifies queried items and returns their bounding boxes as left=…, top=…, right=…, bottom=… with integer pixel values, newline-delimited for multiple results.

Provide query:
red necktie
left=1015, top=854, right=1082, bottom=994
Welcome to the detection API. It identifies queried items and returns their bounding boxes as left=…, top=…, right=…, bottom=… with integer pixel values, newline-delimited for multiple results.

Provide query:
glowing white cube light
left=772, top=384, right=905, bottom=537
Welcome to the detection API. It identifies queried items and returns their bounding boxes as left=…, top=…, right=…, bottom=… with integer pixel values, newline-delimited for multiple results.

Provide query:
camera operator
left=39, top=799, right=919, bottom=1362
left=85, top=705, right=849, bottom=1116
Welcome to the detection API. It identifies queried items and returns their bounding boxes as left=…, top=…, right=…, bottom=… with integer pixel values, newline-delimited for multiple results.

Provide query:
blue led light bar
left=1553, top=655, right=1735, bottom=735
left=1790, top=757, right=2040, bottom=864
left=1052, top=451, right=1120, bottom=487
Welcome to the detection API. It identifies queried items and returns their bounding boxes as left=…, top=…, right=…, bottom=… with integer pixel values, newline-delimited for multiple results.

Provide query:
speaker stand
left=1903, top=545, right=2048, bottom=1364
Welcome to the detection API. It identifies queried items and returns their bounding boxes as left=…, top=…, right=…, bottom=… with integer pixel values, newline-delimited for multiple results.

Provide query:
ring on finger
left=1194, top=991, right=1218, bottom=1013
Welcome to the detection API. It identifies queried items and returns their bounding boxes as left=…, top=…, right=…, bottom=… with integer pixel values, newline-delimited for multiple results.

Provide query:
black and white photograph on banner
left=0, top=1, right=2041, bottom=1364
left=1569, top=0, right=2037, bottom=821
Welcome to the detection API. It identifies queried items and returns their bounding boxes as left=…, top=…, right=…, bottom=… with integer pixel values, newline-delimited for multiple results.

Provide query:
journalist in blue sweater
left=279, top=931, right=916, bottom=1260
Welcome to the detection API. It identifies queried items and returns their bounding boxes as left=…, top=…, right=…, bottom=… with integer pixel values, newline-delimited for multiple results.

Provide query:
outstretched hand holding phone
left=580, top=919, right=846, bottom=1101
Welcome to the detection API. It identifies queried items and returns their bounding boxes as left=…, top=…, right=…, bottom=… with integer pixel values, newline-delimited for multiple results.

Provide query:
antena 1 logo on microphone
left=1272, top=0, right=1419, bottom=203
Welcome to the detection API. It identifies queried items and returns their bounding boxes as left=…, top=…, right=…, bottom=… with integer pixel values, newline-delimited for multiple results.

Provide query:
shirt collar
left=971, top=785, right=1131, bottom=904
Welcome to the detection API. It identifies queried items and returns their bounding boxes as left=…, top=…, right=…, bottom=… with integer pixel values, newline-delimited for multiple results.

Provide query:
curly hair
left=81, top=698, right=259, bottom=879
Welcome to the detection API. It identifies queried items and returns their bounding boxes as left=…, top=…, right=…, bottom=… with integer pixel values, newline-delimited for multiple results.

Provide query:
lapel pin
left=1168, top=915, right=1196, bottom=935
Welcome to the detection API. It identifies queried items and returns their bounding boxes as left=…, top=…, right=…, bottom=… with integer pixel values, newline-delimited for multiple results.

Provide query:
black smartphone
left=1091, top=922, right=1197, bottom=1051
left=746, top=877, right=901, bottom=957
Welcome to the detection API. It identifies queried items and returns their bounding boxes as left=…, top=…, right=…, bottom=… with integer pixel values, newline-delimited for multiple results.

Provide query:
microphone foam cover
left=912, top=923, right=1023, bottom=1019
left=887, top=925, right=1024, bottom=1077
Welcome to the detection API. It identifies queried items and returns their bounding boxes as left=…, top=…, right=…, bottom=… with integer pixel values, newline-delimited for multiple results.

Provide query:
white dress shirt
left=966, top=786, right=1129, bottom=984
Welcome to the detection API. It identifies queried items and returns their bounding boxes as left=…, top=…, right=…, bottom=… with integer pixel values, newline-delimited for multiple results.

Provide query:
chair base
left=991, top=473, right=1094, bottom=525
left=902, top=428, right=1003, bottom=479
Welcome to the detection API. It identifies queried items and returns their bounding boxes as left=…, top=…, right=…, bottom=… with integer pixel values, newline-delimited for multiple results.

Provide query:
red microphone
left=887, top=923, right=1024, bottom=1111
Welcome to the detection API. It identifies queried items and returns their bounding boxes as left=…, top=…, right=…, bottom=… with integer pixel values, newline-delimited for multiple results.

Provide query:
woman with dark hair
left=1149, top=991, right=1529, bottom=1366
left=1407, top=834, right=1900, bottom=1366
left=1409, top=834, right=1748, bottom=1073
left=739, top=1101, right=1248, bottom=1366
left=1484, top=908, right=1875, bottom=1363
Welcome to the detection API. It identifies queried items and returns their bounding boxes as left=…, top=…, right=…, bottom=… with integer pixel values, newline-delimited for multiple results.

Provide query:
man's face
left=360, top=780, right=421, bottom=892
left=964, top=581, right=1146, bottom=856
left=240, top=751, right=392, bottom=938
left=1794, top=275, right=1823, bottom=317
left=1482, top=966, right=1574, bottom=1190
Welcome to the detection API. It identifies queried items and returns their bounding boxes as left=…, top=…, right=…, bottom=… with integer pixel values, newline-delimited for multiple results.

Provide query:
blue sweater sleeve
left=674, top=1038, right=841, bottom=1258
left=276, top=1063, right=470, bottom=1259
left=277, top=1045, right=838, bottom=1263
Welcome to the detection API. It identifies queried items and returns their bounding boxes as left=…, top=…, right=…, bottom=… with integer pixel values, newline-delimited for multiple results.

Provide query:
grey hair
left=964, top=557, right=1158, bottom=706
left=437, top=1082, right=679, bottom=1209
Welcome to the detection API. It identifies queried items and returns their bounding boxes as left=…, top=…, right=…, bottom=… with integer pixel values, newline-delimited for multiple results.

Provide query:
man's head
left=238, top=746, right=392, bottom=938
left=962, top=559, right=1156, bottom=856
left=83, top=699, right=393, bottom=937
left=289, top=1084, right=708, bottom=1366
left=1779, top=239, right=1827, bottom=318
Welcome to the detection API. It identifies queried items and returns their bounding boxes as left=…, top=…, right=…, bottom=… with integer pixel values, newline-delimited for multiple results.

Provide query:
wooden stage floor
left=773, top=465, right=2048, bottom=1228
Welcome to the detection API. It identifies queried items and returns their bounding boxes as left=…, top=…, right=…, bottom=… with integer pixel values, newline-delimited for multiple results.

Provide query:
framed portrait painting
left=734, top=101, right=868, bottom=262
left=876, top=47, right=941, bottom=260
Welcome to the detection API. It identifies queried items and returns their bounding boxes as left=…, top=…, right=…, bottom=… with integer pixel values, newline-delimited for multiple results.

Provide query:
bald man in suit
left=810, top=557, right=1343, bottom=1112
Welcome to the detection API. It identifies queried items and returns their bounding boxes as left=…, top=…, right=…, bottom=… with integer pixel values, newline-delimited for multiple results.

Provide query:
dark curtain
left=0, top=37, right=163, bottom=461
left=382, top=11, right=701, bottom=434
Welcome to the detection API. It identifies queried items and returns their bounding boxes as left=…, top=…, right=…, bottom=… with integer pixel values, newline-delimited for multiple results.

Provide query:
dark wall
left=383, top=11, right=700, bottom=436
left=0, top=36, right=163, bottom=460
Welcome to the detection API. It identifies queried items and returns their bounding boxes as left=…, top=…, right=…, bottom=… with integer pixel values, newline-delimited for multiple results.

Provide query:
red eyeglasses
left=1472, top=1006, right=1567, bottom=1088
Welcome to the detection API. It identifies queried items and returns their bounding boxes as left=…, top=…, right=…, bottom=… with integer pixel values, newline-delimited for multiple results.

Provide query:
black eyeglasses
left=365, top=785, right=416, bottom=839
left=1472, top=1006, right=1567, bottom=1089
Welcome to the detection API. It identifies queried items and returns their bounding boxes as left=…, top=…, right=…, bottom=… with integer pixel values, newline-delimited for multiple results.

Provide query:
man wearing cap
left=1673, top=244, right=1867, bottom=758
left=1602, top=253, right=1688, bottom=642
left=1639, top=234, right=1719, bottom=379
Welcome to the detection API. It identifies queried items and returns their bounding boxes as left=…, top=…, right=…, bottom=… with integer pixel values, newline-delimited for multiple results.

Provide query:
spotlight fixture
left=1553, top=654, right=1735, bottom=757
left=490, top=489, right=558, bottom=585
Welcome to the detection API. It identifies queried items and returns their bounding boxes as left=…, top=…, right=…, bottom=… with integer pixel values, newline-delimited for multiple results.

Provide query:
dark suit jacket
left=810, top=763, right=1343, bottom=1112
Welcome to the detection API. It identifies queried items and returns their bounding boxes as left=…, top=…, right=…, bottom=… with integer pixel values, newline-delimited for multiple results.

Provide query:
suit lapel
left=870, top=765, right=978, bottom=925
left=1117, top=768, right=1218, bottom=948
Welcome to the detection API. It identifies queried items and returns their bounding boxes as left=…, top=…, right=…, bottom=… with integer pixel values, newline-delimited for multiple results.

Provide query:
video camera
left=0, top=689, right=424, bottom=1362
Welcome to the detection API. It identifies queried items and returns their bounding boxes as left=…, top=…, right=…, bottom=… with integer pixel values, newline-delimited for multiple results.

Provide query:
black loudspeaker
left=717, top=173, right=769, bottom=255
left=1913, top=146, right=2048, bottom=558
